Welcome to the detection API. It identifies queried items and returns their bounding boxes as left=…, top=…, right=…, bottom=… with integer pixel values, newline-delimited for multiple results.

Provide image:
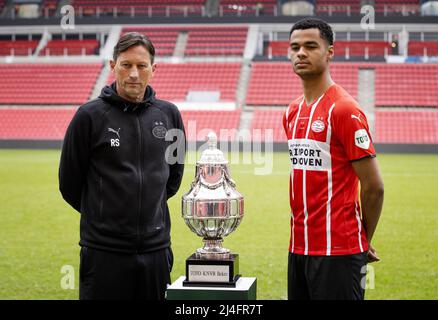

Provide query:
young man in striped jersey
left=283, top=18, right=384, bottom=300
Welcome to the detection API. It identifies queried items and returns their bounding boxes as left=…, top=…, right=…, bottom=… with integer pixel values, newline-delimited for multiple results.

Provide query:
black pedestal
left=183, top=253, right=240, bottom=287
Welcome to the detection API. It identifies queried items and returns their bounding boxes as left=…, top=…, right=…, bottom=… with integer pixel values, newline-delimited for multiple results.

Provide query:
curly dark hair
left=289, top=18, right=334, bottom=46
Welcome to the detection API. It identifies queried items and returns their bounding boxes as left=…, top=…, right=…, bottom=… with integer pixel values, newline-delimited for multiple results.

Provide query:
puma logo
left=108, top=127, right=121, bottom=138
left=351, top=114, right=362, bottom=122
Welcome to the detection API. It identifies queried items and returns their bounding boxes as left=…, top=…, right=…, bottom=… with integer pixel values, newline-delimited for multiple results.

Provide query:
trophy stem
left=197, top=238, right=230, bottom=255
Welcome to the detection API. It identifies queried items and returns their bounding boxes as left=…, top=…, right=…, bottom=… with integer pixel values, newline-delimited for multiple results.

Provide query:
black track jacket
left=59, top=83, right=185, bottom=253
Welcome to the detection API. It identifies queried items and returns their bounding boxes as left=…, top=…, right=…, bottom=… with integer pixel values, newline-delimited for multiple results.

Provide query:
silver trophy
left=182, top=132, right=244, bottom=287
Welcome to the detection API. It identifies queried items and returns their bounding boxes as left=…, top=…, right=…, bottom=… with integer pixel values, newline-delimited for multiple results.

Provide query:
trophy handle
left=223, top=167, right=236, bottom=188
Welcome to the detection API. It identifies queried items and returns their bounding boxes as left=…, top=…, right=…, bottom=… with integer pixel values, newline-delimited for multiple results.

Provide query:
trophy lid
left=198, top=132, right=228, bottom=165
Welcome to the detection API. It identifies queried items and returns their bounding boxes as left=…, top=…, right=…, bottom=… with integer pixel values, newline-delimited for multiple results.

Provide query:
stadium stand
left=181, top=110, right=242, bottom=141
left=248, top=108, right=438, bottom=144
left=0, top=108, right=438, bottom=144
left=265, top=40, right=392, bottom=59
left=1, top=6, right=438, bottom=149
left=185, top=26, right=247, bottom=56
left=42, top=0, right=59, bottom=17
left=0, top=108, right=76, bottom=140
left=374, top=0, right=420, bottom=15
left=375, top=109, right=438, bottom=143
left=334, top=41, right=392, bottom=58
left=39, top=39, right=100, bottom=56
left=0, top=0, right=6, bottom=14
left=107, top=63, right=241, bottom=102
left=316, top=0, right=421, bottom=15
left=374, top=64, right=438, bottom=107
left=219, top=0, right=277, bottom=16
left=408, top=41, right=438, bottom=56
left=247, top=62, right=438, bottom=108
left=0, top=64, right=102, bottom=105
left=250, top=109, right=286, bottom=142
left=315, top=0, right=362, bottom=15
left=121, top=27, right=179, bottom=56
left=264, top=41, right=289, bottom=58
left=71, top=0, right=206, bottom=17
left=122, top=26, right=248, bottom=57
left=0, top=39, right=39, bottom=56
left=0, top=108, right=242, bottom=142
left=246, top=62, right=359, bottom=106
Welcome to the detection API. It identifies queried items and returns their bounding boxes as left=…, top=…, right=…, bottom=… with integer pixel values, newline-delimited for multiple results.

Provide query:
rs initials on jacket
left=108, top=127, right=120, bottom=147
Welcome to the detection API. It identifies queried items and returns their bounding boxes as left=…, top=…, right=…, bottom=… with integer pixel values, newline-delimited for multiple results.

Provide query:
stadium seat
left=246, top=62, right=359, bottom=106
left=107, top=62, right=241, bottom=102
left=219, top=0, right=277, bottom=16
left=181, top=110, right=242, bottom=141
left=316, top=0, right=420, bottom=15
left=42, top=0, right=58, bottom=17
left=408, top=41, right=438, bottom=56
left=374, top=0, right=420, bottom=15
left=121, top=27, right=180, bottom=56
left=0, top=108, right=242, bottom=142
left=39, top=39, right=100, bottom=56
left=185, top=27, right=248, bottom=56
left=71, top=0, right=205, bottom=17
left=250, top=109, right=286, bottom=142
left=315, top=0, right=361, bottom=15
left=375, top=109, right=438, bottom=143
left=0, top=108, right=77, bottom=140
left=0, top=40, right=39, bottom=56
left=0, top=64, right=102, bottom=105
left=374, top=64, right=438, bottom=107
left=265, top=41, right=392, bottom=59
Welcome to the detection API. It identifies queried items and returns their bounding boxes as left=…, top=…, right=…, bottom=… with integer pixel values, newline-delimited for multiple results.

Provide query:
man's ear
left=110, top=60, right=116, bottom=72
left=150, top=63, right=157, bottom=79
left=327, top=45, right=334, bottom=62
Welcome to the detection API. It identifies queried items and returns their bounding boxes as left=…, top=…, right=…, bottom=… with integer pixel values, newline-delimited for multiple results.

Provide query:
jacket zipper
left=136, top=115, right=143, bottom=251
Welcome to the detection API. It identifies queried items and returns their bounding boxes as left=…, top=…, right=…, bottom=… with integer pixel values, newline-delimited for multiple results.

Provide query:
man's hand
left=367, top=244, right=380, bottom=263
left=351, top=157, right=384, bottom=251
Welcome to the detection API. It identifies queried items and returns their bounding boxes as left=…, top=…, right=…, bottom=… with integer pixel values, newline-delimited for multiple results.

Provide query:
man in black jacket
left=59, top=32, right=186, bottom=300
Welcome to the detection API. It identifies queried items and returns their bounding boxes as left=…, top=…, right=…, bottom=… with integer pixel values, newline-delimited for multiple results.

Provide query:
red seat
left=180, top=110, right=242, bottom=141
left=107, top=62, right=241, bottom=102
left=39, top=39, right=100, bottom=56
left=0, top=63, right=102, bottom=105
left=246, top=62, right=359, bottom=106
left=375, top=109, right=438, bottom=143
left=0, top=108, right=77, bottom=140
left=250, top=109, right=286, bottom=142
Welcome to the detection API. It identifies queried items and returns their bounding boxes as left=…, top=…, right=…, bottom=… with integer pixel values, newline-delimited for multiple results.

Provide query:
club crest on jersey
left=311, top=120, right=325, bottom=133
left=354, top=129, right=370, bottom=149
left=152, top=121, right=167, bottom=139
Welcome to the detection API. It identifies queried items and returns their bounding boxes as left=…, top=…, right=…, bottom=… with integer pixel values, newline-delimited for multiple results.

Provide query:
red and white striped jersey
left=283, top=84, right=376, bottom=256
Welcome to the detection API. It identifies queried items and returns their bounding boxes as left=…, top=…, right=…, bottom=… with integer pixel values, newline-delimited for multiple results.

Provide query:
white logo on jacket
left=108, top=127, right=120, bottom=147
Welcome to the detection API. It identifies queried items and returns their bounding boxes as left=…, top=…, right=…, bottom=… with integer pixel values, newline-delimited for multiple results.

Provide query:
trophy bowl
left=182, top=132, right=244, bottom=255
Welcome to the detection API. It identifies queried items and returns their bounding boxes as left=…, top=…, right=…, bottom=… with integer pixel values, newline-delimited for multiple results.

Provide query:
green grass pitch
left=0, top=149, right=437, bottom=299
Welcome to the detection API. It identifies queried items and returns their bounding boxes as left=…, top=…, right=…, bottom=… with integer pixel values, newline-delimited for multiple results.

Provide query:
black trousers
left=79, top=246, right=173, bottom=300
left=288, top=252, right=368, bottom=300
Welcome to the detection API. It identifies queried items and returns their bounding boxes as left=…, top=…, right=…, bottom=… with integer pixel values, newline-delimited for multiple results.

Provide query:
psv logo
left=311, top=120, right=325, bottom=133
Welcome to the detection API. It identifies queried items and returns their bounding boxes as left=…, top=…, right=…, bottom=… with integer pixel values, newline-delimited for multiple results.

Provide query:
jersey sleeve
left=331, top=100, right=376, bottom=162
